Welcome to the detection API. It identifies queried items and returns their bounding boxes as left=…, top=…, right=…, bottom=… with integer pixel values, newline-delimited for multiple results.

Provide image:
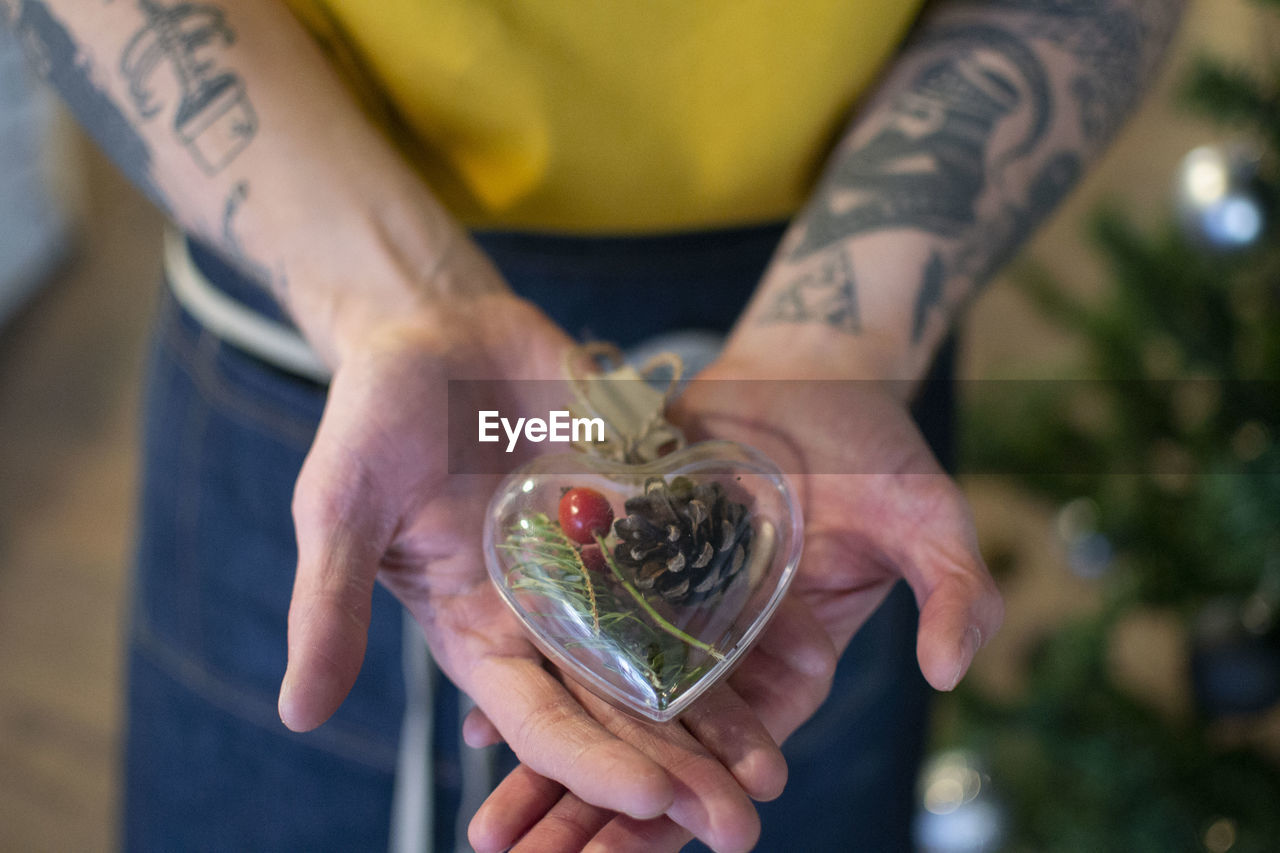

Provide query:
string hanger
left=562, top=341, right=686, bottom=464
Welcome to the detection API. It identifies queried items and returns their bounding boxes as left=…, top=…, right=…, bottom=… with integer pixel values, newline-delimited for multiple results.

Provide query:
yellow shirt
left=285, top=1, right=925, bottom=232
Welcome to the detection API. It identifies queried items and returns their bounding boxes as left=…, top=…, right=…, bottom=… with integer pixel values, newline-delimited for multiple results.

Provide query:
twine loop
left=562, top=342, right=686, bottom=464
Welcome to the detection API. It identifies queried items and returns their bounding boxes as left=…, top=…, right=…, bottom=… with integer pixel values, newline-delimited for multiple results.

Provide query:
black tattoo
left=988, top=1, right=1146, bottom=144
left=983, top=1, right=1185, bottom=142
left=912, top=252, right=947, bottom=345
left=759, top=250, right=860, bottom=335
left=955, top=150, right=1082, bottom=284
left=12, top=1, right=164, bottom=204
left=750, top=0, right=1183, bottom=341
left=121, top=0, right=256, bottom=174
left=221, top=179, right=248, bottom=247
left=791, top=25, right=1052, bottom=258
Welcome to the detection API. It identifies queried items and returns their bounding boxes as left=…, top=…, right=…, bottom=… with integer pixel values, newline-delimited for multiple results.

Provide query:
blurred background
left=1, top=0, right=1277, bottom=850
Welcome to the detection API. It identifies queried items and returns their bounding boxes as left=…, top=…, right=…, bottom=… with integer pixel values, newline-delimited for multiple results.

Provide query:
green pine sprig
left=501, top=513, right=724, bottom=706
left=593, top=531, right=726, bottom=663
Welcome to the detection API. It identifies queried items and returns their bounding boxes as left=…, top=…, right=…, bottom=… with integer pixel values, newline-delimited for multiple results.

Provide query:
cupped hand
left=276, top=282, right=785, bottom=835
left=466, top=351, right=1004, bottom=852
left=674, top=357, right=1006, bottom=685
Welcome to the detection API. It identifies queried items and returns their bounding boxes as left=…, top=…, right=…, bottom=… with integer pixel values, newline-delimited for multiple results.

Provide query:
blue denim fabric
left=123, top=226, right=945, bottom=852
left=124, top=295, right=406, bottom=852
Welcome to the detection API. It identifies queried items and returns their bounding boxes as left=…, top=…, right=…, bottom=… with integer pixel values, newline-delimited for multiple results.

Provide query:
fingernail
left=278, top=670, right=299, bottom=728
left=947, top=625, right=982, bottom=691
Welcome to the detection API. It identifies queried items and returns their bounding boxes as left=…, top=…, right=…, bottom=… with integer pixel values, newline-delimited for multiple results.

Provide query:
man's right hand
left=281, top=280, right=790, bottom=851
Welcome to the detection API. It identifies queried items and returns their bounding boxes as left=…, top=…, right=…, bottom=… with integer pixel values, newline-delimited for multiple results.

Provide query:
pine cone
left=612, top=476, right=753, bottom=606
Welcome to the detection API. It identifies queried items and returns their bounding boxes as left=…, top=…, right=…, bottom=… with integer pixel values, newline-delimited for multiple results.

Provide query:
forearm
left=725, top=0, right=1186, bottom=389
left=3, top=0, right=494, bottom=366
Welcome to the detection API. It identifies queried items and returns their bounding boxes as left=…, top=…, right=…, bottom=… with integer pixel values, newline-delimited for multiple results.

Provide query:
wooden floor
left=0, top=3, right=1271, bottom=850
left=0, top=142, right=160, bottom=853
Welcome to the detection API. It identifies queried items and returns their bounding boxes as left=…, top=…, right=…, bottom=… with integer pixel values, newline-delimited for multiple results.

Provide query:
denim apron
left=122, top=225, right=946, bottom=852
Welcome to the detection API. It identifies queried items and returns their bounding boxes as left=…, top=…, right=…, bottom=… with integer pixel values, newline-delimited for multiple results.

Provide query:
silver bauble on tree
left=913, top=749, right=1006, bottom=853
left=1054, top=497, right=1114, bottom=580
left=1190, top=575, right=1280, bottom=720
left=1173, top=142, right=1269, bottom=252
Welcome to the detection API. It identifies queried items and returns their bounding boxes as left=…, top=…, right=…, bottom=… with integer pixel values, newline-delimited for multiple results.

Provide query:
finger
left=465, top=655, right=674, bottom=820
left=679, top=685, right=787, bottom=802
left=279, top=442, right=395, bottom=732
left=915, top=568, right=1003, bottom=691
left=583, top=815, right=699, bottom=853
left=559, top=681, right=762, bottom=853
left=680, top=681, right=788, bottom=799
left=470, top=765, right=566, bottom=853
left=728, top=594, right=837, bottom=744
left=636, top=736, right=759, bottom=852
left=469, top=603, right=825, bottom=853
left=509, top=792, right=615, bottom=853
left=751, top=592, right=840, bottom=684
left=462, top=706, right=504, bottom=749
left=896, top=485, right=1004, bottom=691
left=479, top=787, right=695, bottom=853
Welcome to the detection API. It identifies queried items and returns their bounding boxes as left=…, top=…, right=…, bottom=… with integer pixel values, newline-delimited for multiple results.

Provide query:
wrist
left=263, top=204, right=510, bottom=369
left=217, top=115, right=510, bottom=368
left=718, top=325, right=928, bottom=403
left=725, top=232, right=961, bottom=397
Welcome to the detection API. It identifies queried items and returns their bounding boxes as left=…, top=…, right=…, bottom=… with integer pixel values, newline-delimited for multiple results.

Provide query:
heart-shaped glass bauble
left=484, top=440, right=802, bottom=722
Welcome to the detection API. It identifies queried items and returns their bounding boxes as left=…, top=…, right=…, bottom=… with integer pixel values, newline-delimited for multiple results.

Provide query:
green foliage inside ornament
left=501, top=511, right=724, bottom=709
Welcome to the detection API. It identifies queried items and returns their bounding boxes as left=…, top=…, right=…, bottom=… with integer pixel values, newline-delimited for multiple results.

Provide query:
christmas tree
left=927, top=1, right=1280, bottom=850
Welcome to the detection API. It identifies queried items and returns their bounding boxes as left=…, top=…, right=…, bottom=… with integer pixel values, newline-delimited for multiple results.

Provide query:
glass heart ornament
left=484, top=439, right=803, bottom=722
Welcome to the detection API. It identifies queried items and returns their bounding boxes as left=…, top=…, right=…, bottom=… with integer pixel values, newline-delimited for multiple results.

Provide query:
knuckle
left=515, top=700, right=584, bottom=769
left=919, top=477, right=972, bottom=526
left=292, top=447, right=377, bottom=528
left=535, top=810, right=597, bottom=850
left=805, top=659, right=836, bottom=711
left=813, top=635, right=839, bottom=685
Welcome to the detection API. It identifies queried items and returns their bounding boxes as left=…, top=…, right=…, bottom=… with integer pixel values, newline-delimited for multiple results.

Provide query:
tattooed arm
left=1, top=3, right=792, bottom=846
left=724, top=0, right=1188, bottom=387
left=1, top=0, right=488, bottom=366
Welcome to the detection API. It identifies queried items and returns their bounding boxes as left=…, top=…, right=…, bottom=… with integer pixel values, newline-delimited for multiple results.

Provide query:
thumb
left=915, top=569, right=1002, bottom=692
left=279, top=437, right=395, bottom=732
left=897, top=484, right=1004, bottom=692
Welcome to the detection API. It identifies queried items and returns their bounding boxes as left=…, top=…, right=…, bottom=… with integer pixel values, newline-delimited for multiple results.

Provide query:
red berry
left=558, top=487, right=614, bottom=545
left=579, top=544, right=607, bottom=574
